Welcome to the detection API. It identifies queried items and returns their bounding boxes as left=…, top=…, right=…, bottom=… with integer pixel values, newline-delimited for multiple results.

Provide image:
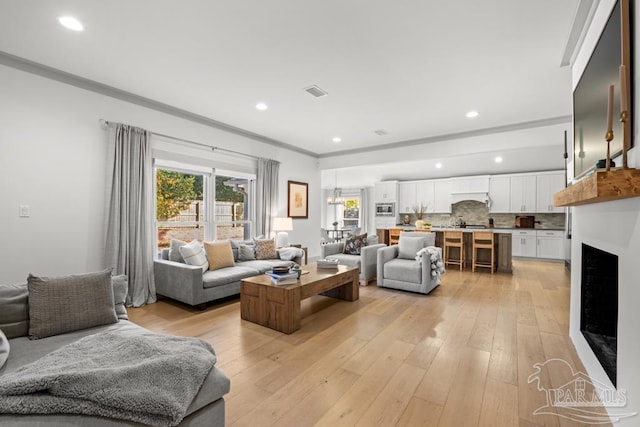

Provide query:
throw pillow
left=398, top=236, right=426, bottom=260
left=344, top=233, right=368, bottom=255
left=203, top=241, right=236, bottom=271
left=112, top=275, right=129, bottom=320
left=168, top=239, right=188, bottom=263
left=0, top=283, right=29, bottom=339
left=27, top=269, right=118, bottom=339
left=238, top=244, right=256, bottom=261
left=254, top=239, right=278, bottom=260
left=0, top=329, right=9, bottom=369
left=179, top=240, right=209, bottom=272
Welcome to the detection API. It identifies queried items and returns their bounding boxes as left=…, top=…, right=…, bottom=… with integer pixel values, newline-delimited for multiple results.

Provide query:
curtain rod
left=99, top=119, right=265, bottom=162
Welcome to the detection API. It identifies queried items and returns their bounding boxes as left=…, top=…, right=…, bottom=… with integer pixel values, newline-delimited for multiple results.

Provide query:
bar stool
left=444, top=230, right=465, bottom=270
left=472, top=231, right=495, bottom=273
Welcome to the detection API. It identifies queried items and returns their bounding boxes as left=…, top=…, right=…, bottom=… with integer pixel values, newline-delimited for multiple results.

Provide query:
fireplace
left=580, top=243, right=618, bottom=387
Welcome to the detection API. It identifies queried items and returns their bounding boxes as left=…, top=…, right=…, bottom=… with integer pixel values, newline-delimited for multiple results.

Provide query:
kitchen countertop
left=381, top=226, right=565, bottom=232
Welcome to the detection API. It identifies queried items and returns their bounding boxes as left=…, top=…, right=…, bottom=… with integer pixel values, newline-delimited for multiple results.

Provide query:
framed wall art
left=287, top=180, right=308, bottom=218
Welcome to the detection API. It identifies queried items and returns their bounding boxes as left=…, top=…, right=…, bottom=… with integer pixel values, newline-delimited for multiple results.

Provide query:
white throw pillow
left=179, top=240, right=209, bottom=272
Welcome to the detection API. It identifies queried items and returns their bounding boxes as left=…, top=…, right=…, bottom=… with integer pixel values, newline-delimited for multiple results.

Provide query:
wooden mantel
left=554, top=169, right=640, bottom=207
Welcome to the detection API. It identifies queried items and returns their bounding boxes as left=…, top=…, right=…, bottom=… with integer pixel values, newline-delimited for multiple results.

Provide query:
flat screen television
left=573, top=0, right=633, bottom=179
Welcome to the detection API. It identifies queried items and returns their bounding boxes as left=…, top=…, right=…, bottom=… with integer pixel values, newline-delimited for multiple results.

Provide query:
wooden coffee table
left=240, top=263, right=359, bottom=334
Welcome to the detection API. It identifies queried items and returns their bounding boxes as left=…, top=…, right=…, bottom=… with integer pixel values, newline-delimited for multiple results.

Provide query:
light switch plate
left=19, top=205, right=30, bottom=218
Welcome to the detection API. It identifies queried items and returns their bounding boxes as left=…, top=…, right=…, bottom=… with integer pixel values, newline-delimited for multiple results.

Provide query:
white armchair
left=320, top=234, right=385, bottom=285
left=376, top=232, right=444, bottom=294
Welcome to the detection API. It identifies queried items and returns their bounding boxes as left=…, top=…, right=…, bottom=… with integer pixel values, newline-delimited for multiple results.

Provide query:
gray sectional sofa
left=0, top=278, right=230, bottom=426
left=320, top=234, right=385, bottom=285
left=154, top=240, right=302, bottom=308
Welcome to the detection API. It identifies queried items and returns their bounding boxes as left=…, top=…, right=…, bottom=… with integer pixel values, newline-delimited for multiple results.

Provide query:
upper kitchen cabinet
left=398, top=182, right=417, bottom=213
left=450, top=176, right=490, bottom=194
left=536, top=172, right=565, bottom=213
left=416, top=181, right=435, bottom=212
left=374, top=181, right=398, bottom=202
left=433, top=179, right=452, bottom=213
left=489, top=175, right=511, bottom=213
left=510, top=174, right=536, bottom=213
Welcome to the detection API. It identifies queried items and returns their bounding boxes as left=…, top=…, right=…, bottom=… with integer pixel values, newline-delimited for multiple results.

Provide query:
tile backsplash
left=399, top=200, right=565, bottom=229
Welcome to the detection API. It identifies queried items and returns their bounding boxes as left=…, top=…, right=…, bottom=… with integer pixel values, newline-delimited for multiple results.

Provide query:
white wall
left=0, top=64, right=320, bottom=284
left=569, top=0, right=640, bottom=423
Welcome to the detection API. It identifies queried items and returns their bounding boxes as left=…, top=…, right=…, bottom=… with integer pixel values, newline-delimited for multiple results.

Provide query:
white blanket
left=278, top=246, right=304, bottom=261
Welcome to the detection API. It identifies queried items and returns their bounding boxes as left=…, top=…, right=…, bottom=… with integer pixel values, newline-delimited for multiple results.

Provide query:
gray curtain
left=256, top=158, right=279, bottom=238
left=360, top=188, right=369, bottom=235
left=105, top=123, right=156, bottom=307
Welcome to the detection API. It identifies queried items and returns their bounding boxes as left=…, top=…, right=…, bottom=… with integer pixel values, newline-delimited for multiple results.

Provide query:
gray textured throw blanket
left=0, top=329, right=216, bottom=426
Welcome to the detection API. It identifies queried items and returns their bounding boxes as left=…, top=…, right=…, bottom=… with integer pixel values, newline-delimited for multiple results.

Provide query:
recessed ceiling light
left=58, top=16, right=84, bottom=31
left=435, top=162, right=443, bottom=169
left=466, top=110, right=479, bottom=118
left=494, top=156, right=503, bottom=163
left=255, top=103, right=268, bottom=110
left=332, top=137, right=342, bottom=143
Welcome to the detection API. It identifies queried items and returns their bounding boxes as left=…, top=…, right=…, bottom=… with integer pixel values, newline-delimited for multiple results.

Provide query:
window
left=155, top=162, right=254, bottom=251
left=327, top=191, right=361, bottom=230
left=155, top=167, right=210, bottom=249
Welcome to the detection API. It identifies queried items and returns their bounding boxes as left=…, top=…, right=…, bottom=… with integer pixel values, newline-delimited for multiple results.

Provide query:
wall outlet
left=19, top=205, right=30, bottom=218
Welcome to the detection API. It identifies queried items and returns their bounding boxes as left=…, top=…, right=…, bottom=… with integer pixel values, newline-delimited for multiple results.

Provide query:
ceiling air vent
left=374, top=129, right=388, bottom=136
left=304, top=85, right=328, bottom=98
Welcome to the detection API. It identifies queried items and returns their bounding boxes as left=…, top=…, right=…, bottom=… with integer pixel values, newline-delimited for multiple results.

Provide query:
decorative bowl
left=272, top=266, right=290, bottom=274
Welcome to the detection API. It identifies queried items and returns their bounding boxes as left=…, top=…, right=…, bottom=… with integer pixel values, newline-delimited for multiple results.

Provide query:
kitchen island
left=377, top=227, right=512, bottom=273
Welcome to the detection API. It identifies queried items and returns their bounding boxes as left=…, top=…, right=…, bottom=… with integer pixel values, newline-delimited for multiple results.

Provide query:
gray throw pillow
left=0, top=329, right=9, bottom=369
left=169, top=239, right=188, bottom=263
left=398, top=236, right=426, bottom=260
left=112, top=275, right=129, bottom=320
left=27, top=269, right=118, bottom=339
left=238, top=244, right=256, bottom=261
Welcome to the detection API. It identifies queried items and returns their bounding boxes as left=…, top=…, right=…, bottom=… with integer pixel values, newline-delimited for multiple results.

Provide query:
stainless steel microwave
left=375, top=202, right=395, bottom=217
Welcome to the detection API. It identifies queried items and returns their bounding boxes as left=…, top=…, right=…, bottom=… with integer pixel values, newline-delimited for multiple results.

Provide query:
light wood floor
left=129, top=261, right=612, bottom=426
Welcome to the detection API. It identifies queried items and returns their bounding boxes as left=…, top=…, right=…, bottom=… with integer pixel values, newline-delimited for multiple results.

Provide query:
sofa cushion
left=398, top=236, right=425, bottom=260
left=383, top=258, right=422, bottom=284
left=255, top=239, right=278, bottom=260
left=112, top=275, right=129, bottom=320
left=27, top=269, right=118, bottom=339
left=344, top=233, right=367, bottom=255
left=179, top=240, right=209, bottom=272
left=325, top=253, right=361, bottom=268
left=0, top=283, right=29, bottom=339
left=237, top=259, right=293, bottom=274
left=169, top=239, right=188, bottom=263
left=202, top=266, right=261, bottom=289
left=0, top=329, right=9, bottom=369
left=366, top=234, right=378, bottom=246
left=204, top=241, right=235, bottom=271
left=238, top=244, right=256, bottom=261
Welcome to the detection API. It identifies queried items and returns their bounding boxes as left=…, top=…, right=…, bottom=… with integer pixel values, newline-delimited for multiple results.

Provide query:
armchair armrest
left=153, top=259, right=203, bottom=306
left=376, top=245, right=399, bottom=286
left=360, top=243, right=386, bottom=282
left=321, top=241, right=344, bottom=258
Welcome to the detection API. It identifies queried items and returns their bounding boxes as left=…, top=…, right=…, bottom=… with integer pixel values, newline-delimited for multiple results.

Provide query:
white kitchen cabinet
left=433, top=180, right=452, bottom=213
left=374, top=181, right=397, bottom=202
left=416, top=181, right=435, bottom=212
left=489, top=175, right=511, bottom=213
left=450, top=176, right=490, bottom=194
left=511, top=230, right=537, bottom=257
left=536, top=230, right=564, bottom=259
left=397, top=182, right=416, bottom=213
left=536, top=172, right=565, bottom=213
left=510, top=175, right=536, bottom=213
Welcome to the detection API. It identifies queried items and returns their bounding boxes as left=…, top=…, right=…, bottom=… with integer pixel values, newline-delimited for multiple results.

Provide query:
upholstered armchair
left=376, top=231, right=444, bottom=294
left=320, top=234, right=385, bottom=285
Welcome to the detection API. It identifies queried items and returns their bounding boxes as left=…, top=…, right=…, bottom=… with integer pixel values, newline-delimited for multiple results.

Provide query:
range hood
left=450, top=192, right=490, bottom=205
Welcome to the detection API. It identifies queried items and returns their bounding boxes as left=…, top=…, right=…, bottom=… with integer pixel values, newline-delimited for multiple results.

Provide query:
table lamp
left=273, top=217, right=293, bottom=248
